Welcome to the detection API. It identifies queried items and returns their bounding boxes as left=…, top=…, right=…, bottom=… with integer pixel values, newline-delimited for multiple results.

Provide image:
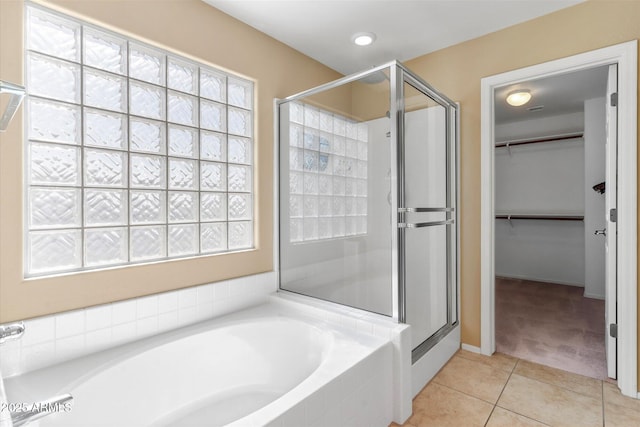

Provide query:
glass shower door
left=277, top=66, right=394, bottom=317
left=399, top=76, right=458, bottom=360
left=276, top=62, right=459, bottom=362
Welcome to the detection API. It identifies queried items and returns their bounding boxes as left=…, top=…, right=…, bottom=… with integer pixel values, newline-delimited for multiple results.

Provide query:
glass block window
left=25, top=5, right=254, bottom=276
left=288, top=102, right=368, bottom=242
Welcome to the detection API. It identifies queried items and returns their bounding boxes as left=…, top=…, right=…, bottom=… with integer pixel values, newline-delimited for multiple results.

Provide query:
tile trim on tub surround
left=0, top=272, right=277, bottom=378
left=271, top=291, right=413, bottom=423
left=272, top=291, right=408, bottom=341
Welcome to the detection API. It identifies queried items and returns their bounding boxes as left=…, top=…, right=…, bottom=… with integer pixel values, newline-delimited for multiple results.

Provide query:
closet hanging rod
left=0, top=80, right=26, bottom=132
left=495, top=214, right=584, bottom=221
left=495, top=132, right=583, bottom=148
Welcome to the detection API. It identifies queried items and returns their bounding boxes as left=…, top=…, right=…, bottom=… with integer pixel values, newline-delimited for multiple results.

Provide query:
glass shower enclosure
left=277, top=61, right=458, bottom=361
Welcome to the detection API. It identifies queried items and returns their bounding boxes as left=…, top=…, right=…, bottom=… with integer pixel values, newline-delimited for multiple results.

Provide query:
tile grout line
left=601, top=380, right=605, bottom=427
left=483, top=408, right=497, bottom=426
left=413, top=353, right=458, bottom=397
left=492, top=359, right=559, bottom=427
left=507, top=359, right=605, bottom=400
left=427, top=355, right=519, bottom=427
left=497, top=371, right=605, bottom=427
left=429, top=379, right=497, bottom=407
left=455, top=352, right=519, bottom=374
left=483, top=358, right=520, bottom=426
left=509, top=369, right=604, bottom=401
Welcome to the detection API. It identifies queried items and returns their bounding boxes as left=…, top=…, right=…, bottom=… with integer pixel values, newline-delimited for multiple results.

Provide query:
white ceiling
left=494, top=65, right=609, bottom=124
left=202, top=0, right=599, bottom=122
left=203, top=0, right=584, bottom=75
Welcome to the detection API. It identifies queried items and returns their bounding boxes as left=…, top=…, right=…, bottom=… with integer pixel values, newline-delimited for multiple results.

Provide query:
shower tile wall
left=0, top=272, right=276, bottom=377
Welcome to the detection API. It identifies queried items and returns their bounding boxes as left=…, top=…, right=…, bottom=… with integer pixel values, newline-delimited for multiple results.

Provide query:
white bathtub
left=5, top=296, right=404, bottom=427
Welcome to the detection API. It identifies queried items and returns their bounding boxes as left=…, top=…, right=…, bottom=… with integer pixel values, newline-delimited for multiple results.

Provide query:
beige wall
left=404, top=0, right=639, bottom=384
left=3, top=0, right=639, bottom=385
left=0, top=0, right=342, bottom=322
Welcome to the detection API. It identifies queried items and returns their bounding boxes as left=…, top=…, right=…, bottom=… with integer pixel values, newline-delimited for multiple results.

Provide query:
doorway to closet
left=492, top=65, right=613, bottom=380
left=480, top=41, right=637, bottom=397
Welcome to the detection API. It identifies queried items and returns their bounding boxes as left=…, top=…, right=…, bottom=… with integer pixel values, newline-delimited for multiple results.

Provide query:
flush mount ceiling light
left=506, top=89, right=532, bottom=107
left=352, top=32, right=376, bottom=46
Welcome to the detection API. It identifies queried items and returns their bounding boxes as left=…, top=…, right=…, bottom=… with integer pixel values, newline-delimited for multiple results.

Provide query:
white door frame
left=480, top=41, right=637, bottom=397
left=605, top=64, right=619, bottom=379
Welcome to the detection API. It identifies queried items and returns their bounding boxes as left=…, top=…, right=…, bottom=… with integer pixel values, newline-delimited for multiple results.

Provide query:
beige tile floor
left=392, top=350, right=640, bottom=427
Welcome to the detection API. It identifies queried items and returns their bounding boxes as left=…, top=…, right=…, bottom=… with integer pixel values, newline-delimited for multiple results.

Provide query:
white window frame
left=24, top=4, right=255, bottom=277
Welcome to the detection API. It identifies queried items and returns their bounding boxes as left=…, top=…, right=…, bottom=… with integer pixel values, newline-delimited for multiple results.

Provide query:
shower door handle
left=398, top=219, right=454, bottom=228
left=398, top=207, right=455, bottom=228
left=398, top=207, right=454, bottom=213
left=398, top=219, right=454, bottom=229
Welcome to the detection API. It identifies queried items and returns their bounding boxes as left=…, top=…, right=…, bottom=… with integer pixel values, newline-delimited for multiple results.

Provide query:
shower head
left=360, top=70, right=389, bottom=85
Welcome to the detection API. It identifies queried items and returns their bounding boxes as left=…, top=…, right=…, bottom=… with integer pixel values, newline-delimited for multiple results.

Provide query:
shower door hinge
left=610, top=323, right=618, bottom=338
left=611, top=92, right=618, bottom=107
left=610, top=208, right=617, bottom=223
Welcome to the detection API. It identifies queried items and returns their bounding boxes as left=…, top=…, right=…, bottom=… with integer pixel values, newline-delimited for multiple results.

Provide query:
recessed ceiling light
left=506, top=89, right=532, bottom=107
left=352, top=32, right=376, bottom=46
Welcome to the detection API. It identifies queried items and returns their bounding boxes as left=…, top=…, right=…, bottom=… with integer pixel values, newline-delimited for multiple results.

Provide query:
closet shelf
left=495, top=132, right=583, bottom=148
left=495, top=214, right=584, bottom=221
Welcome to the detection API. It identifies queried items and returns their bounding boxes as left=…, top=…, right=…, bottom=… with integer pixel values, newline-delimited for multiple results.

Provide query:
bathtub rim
left=4, top=293, right=400, bottom=421
left=74, top=314, right=335, bottom=392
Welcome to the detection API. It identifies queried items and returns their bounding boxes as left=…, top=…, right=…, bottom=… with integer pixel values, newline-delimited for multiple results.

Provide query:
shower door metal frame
left=274, top=60, right=404, bottom=323
left=393, top=64, right=460, bottom=363
left=274, top=62, right=460, bottom=349
left=276, top=61, right=401, bottom=320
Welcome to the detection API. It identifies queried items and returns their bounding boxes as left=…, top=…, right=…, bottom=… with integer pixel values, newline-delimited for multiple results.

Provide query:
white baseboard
left=496, top=274, right=584, bottom=288
left=461, top=343, right=482, bottom=354
left=583, top=291, right=605, bottom=300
